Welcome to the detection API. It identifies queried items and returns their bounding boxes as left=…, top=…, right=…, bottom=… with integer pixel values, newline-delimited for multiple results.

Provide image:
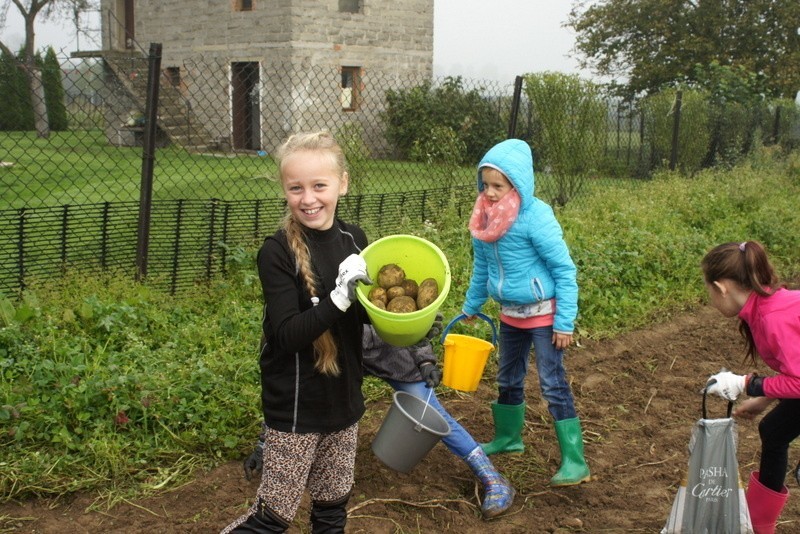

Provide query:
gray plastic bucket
left=371, top=391, right=451, bottom=473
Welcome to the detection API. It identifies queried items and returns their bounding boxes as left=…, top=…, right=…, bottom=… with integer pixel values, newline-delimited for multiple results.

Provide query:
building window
left=341, top=67, right=361, bottom=111
left=234, top=0, right=253, bottom=12
left=339, top=0, right=361, bottom=14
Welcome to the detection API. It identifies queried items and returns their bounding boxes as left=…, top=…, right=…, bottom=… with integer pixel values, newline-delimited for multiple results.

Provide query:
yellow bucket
left=440, top=313, right=497, bottom=392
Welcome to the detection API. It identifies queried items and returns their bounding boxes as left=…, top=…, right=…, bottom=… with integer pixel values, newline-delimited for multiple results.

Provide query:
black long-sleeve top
left=256, top=220, right=368, bottom=433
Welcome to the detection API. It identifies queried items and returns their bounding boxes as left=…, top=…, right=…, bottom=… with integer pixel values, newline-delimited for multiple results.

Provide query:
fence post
left=60, top=205, right=69, bottom=267
left=170, top=199, right=185, bottom=295
left=135, top=43, right=163, bottom=281
left=772, top=105, right=782, bottom=145
left=206, top=199, right=219, bottom=281
left=100, top=201, right=110, bottom=270
left=221, top=202, right=231, bottom=276
left=669, top=90, right=682, bottom=171
left=17, top=208, right=26, bottom=292
left=507, top=76, right=524, bottom=139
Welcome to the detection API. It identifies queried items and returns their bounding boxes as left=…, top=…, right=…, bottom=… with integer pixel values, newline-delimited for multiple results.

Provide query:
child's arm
left=553, top=332, right=573, bottom=350
left=258, top=239, right=343, bottom=352
left=463, top=237, right=490, bottom=315
left=748, top=373, right=800, bottom=399
left=530, top=207, right=578, bottom=335
left=733, top=396, right=775, bottom=419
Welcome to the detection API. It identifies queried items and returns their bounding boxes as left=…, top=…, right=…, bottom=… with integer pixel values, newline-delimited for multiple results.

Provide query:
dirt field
left=2, top=305, right=799, bottom=533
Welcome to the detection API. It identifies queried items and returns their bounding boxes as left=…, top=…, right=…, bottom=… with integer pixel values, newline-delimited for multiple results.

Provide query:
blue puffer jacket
left=462, top=139, right=578, bottom=334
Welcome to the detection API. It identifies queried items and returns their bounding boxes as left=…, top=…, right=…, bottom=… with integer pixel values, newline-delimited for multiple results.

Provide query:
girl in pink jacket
left=703, top=240, right=800, bottom=534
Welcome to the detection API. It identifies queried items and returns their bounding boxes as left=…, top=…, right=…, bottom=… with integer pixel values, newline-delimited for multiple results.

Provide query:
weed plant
left=1, top=148, right=799, bottom=503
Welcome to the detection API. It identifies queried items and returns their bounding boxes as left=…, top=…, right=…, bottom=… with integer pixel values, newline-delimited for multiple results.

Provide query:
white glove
left=330, top=254, right=372, bottom=312
left=705, top=371, right=746, bottom=401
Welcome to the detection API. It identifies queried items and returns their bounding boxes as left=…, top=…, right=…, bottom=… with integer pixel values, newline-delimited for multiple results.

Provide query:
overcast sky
left=434, top=0, right=585, bottom=82
left=1, top=1, right=587, bottom=82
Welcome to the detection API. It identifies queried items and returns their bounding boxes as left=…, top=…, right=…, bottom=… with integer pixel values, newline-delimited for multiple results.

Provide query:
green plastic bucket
left=356, top=235, right=451, bottom=347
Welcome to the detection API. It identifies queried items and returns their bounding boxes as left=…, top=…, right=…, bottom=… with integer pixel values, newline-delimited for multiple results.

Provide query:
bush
left=382, top=76, right=505, bottom=163
left=336, top=122, right=371, bottom=196
left=409, top=125, right=466, bottom=188
left=641, top=88, right=710, bottom=175
left=772, top=99, right=800, bottom=153
left=523, top=72, right=607, bottom=204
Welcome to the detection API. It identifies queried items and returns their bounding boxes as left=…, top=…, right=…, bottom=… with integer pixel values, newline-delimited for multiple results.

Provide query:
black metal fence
left=1, top=44, right=798, bottom=296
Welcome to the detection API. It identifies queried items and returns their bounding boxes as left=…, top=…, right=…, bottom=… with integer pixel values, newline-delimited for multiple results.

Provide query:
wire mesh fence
left=1, top=45, right=798, bottom=295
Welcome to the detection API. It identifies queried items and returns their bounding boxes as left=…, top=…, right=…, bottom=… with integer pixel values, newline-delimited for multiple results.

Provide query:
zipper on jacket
left=292, top=352, right=300, bottom=433
left=493, top=242, right=505, bottom=299
left=530, top=278, right=545, bottom=304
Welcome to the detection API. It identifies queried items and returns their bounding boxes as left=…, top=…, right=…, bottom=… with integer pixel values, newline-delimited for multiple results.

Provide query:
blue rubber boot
left=464, top=446, right=515, bottom=518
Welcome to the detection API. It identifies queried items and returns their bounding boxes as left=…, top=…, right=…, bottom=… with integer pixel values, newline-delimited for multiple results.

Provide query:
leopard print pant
left=220, top=423, right=358, bottom=532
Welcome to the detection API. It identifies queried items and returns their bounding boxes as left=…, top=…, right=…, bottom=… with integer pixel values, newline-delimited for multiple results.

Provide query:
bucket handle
left=701, top=379, right=733, bottom=419
left=415, top=387, right=435, bottom=432
left=440, top=312, right=497, bottom=348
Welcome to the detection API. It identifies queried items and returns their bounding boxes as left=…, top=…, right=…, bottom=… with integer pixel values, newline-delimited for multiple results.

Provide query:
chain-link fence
left=2, top=45, right=798, bottom=295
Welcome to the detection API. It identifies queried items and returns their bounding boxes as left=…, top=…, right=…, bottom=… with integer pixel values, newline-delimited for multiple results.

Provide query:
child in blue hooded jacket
left=461, top=138, right=590, bottom=487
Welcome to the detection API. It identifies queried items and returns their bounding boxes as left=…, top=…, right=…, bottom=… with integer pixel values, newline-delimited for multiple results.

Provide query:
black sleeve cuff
left=746, top=375, right=765, bottom=397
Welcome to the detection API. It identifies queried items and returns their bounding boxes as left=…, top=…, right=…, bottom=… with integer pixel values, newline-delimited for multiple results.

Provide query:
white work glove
left=705, top=370, right=746, bottom=401
left=330, top=254, right=372, bottom=312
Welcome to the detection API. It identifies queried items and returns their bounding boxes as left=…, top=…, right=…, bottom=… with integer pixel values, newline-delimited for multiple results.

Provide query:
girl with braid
left=221, top=131, right=371, bottom=533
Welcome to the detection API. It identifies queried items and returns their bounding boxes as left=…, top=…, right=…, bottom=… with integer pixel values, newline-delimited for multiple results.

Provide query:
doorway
left=113, top=0, right=135, bottom=49
left=231, top=62, right=261, bottom=151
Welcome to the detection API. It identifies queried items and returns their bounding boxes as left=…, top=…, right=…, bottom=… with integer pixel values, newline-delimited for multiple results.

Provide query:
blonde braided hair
left=276, top=131, right=348, bottom=376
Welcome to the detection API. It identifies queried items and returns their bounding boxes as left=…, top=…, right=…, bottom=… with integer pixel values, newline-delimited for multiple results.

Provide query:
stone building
left=91, top=0, right=434, bottom=154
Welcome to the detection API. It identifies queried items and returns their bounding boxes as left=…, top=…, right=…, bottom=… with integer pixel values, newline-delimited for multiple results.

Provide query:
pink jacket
left=739, top=288, right=800, bottom=398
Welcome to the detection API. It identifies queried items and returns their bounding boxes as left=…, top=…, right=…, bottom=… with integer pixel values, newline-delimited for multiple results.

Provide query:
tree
left=0, top=47, right=33, bottom=130
left=39, top=46, right=67, bottom=130
left=0, top=0, right=94, bottom=137
left=567, top=0, right=800, bottom=100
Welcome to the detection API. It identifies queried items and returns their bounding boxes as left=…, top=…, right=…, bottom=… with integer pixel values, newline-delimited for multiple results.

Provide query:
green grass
left=1, top=147, right=800, bottom=504
left=1, top=130, right=481, bottom=209
left=1, top=129, right=632, bottom=211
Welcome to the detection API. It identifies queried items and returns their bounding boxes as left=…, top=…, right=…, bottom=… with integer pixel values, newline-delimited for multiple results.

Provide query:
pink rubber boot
left=746, top=471, right=789, bottom=534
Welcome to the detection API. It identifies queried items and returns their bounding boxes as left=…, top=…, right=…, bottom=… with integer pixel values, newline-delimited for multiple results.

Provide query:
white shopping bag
left=662, top=390, right=753, bottom=534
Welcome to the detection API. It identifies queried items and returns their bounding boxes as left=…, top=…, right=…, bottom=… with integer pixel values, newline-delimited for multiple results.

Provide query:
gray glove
left=330, top=254, right=372, bottom=312
left=425, top=312, right=444, bottom=341
left=243, top=440, right=264, bottom=480
left=419, top=361, right=442, bottom=388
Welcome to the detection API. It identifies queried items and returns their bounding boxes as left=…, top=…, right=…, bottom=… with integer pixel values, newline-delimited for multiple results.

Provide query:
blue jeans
left=496, top=322, right=577, bottom=421
left=387, top=379, right=478, bottom=458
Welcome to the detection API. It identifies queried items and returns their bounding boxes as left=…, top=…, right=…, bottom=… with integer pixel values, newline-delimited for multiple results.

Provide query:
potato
left=416, top=278, right=439, bottom=310
left=400, top=278, right=419, bottom=299
left=386, top=285, right=405, bottom=300
left=370, top=298, right=387, bottom=310
left=377, top=263, right=406, bottom=289
left=368, top=286, right=388, bottom=305
left=386, top=295, right=417, bottom=313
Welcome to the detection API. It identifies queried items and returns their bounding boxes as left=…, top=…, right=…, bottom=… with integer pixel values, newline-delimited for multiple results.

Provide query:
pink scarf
left=469, top=189, right=520, bottom=243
